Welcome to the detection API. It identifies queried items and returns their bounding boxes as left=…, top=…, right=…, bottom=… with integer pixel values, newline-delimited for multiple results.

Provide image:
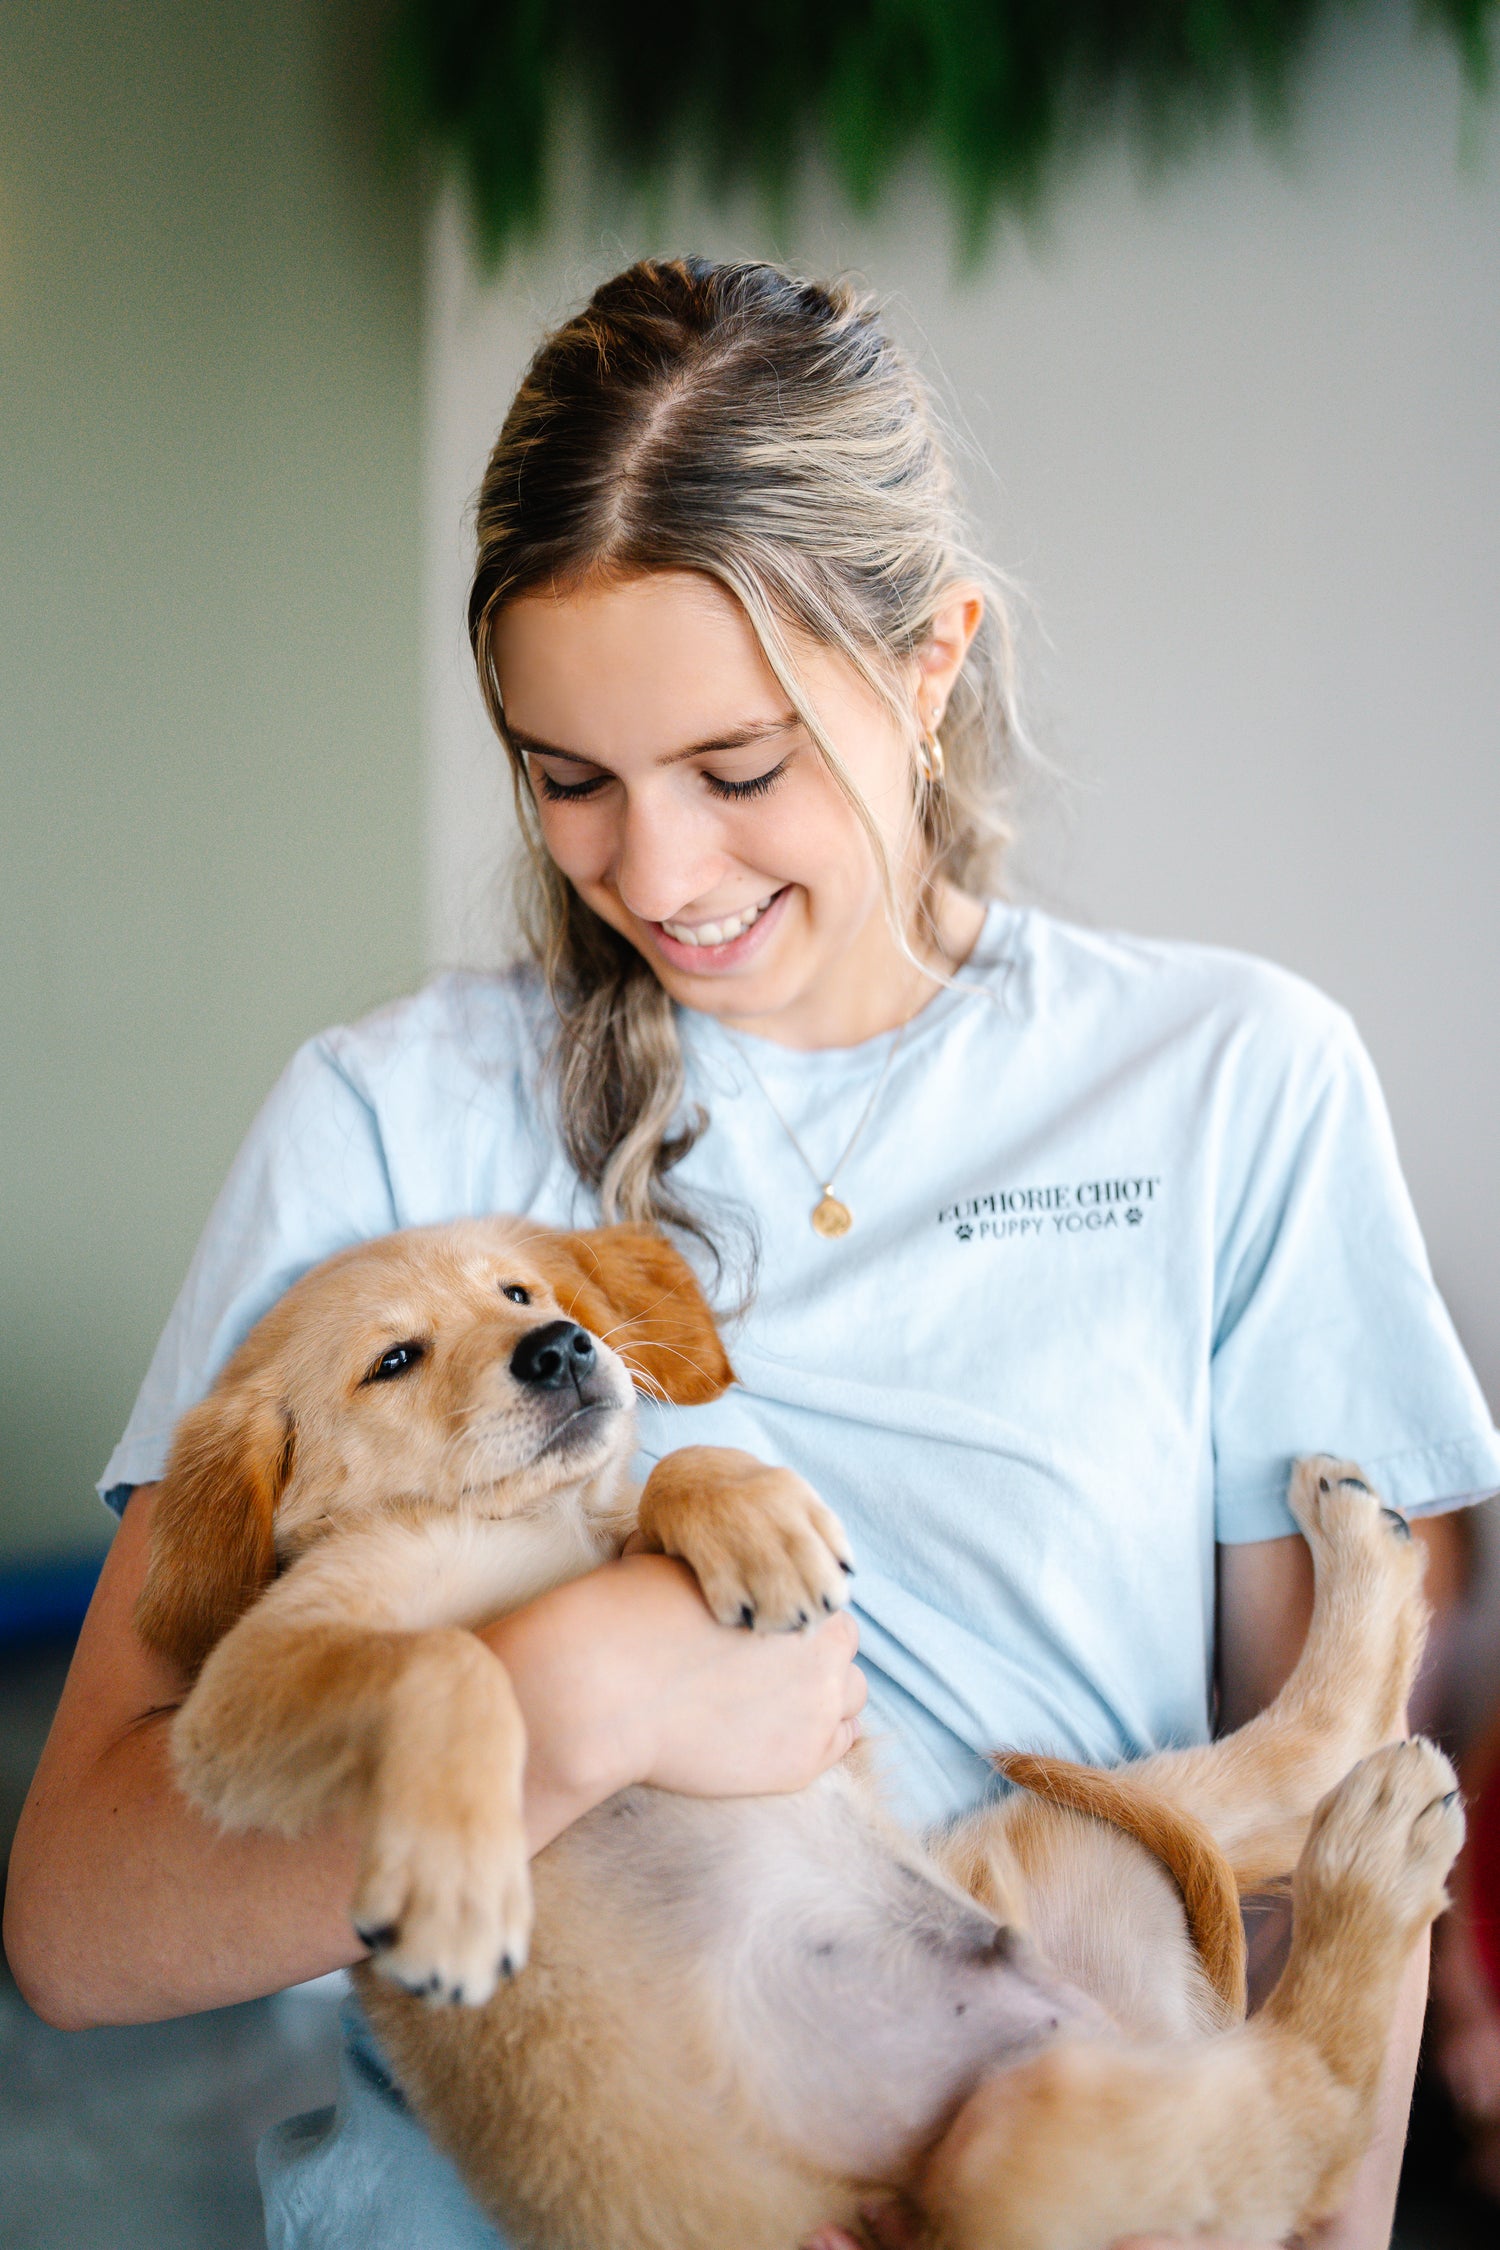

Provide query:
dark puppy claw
left=1379, top=1506, right=1413, bottom=1541
left=739, top=1602, right=755, bottom=1629
left=355, top=1921, right=399, bottom=1953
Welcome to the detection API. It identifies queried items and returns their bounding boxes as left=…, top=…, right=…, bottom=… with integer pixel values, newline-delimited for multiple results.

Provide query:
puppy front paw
left=638, top=1445, right=855, bottom=1632
left=353, top=1798, right=533, bottom=2006
left=353, top=1633, right=532, bottom=2006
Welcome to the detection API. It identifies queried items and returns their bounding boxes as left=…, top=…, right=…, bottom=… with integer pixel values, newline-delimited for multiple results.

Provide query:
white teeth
left=662, top=891, right=778, bottom=948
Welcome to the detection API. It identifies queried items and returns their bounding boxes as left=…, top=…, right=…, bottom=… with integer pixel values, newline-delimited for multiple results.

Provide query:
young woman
left=9, top=258, right=1499, bottom=2250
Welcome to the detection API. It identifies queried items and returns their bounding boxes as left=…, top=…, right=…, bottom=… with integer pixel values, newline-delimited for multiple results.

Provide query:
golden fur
left=136, top=1218, right=1462, bottom=2249
left=988, top=1756, right=1249, bottom=2019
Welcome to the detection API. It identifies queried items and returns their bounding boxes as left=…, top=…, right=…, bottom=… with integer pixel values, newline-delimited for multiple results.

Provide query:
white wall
left=424, top=3, right=1500, bottom=1422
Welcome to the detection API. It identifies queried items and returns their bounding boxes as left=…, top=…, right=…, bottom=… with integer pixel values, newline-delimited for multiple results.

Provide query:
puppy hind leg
left=1260, top=1738, right=1462, bottom=2124
left=1250, top=1460, right=1428, bottom=1754
left=923, top=2036, right=1340, bottom=2250
left=923, top=1739, right=1463, bottom=2250
left=1131, top=1459, right=1430, bottom=1882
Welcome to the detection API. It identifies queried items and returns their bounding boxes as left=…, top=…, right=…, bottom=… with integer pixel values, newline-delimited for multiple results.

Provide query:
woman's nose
left=612, top=786, right=723, bottom=924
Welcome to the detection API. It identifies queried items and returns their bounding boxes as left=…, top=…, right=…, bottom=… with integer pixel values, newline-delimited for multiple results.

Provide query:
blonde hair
left=468, top=257, right=1025, bottom=1267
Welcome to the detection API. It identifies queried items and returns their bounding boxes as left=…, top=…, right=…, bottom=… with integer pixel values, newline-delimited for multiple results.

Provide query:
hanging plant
left=388, top=1, right=1496, bottom=262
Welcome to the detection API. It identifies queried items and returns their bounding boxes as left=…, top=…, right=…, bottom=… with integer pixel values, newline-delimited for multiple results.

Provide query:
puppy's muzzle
left=510, top=1320, right=598, bottom=1396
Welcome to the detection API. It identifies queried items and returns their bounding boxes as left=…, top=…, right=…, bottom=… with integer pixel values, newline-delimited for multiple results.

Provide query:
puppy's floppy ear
left=135, top=1385, right=294, bottom=1679
left=535, top=1225, right=735, bottom=1406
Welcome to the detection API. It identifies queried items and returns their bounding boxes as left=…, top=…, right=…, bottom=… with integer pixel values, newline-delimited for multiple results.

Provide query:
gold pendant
left=811, top=1190, right=853, bottom=1238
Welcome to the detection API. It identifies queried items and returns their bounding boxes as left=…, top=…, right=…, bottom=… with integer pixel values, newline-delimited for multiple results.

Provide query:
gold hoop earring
left=916, top=730, right=946, bottom=786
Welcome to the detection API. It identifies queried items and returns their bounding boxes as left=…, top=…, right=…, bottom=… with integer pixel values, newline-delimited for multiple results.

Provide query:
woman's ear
left=915, top=581, right=985, bottom=733
left=536, top=1225, right=735, bottom=1406
left=135, top=1386, right=294, bottom=1680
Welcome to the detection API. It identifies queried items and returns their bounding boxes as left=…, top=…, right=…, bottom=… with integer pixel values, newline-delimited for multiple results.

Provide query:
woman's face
left=491, top=571, right=978, bottom=1048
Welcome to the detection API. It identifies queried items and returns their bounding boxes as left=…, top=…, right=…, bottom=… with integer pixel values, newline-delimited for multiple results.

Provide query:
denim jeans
left=259, top=1998, right=508, bottom=2249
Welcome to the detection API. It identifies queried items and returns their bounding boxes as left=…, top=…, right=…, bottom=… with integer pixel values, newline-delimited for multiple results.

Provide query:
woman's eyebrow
left=508, top=717, right=798, bottom=766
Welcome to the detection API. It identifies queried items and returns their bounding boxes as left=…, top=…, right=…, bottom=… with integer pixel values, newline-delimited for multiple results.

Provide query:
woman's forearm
left=5, top=1495, right=860, bottom=2032
left=6, top=1708, right=368, bottom=2027
left=4, top=1494, right=643, bottom=2031
left=1303, top=1930, right=1428, bottom=2250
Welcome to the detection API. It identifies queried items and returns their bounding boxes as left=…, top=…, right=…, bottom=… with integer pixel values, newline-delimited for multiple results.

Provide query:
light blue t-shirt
left=102, top=903, right=1500, bottom=2247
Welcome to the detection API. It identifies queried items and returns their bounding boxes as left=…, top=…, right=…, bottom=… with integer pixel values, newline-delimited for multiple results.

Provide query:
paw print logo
left=1125, top=1206, right=1143, bottom=1226
left=956, top=1223, right=974, bottom=1242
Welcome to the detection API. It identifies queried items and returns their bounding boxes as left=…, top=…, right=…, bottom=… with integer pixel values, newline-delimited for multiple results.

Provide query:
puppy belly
left=541, top=1774, right=1090, bottom=2182
left=363, top=1774, right=1097, bottom=2248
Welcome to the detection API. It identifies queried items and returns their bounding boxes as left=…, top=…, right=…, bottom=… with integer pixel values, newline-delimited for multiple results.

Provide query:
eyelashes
left=535, top=770, right=609, bottom=802
left=533, top=756, right=792, bottom=806
left=704, top=757, right=791, bottom=803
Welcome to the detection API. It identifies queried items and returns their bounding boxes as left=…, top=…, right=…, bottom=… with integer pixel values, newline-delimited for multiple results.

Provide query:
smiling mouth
left=658, top=887, right=785, bottom=949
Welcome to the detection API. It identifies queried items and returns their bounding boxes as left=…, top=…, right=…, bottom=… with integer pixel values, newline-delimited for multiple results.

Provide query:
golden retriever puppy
left=136, top=1218, right=1462, bottom=2250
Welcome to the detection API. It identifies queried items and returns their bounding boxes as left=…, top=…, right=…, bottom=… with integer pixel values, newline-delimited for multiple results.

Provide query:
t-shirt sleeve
left=99, top=1034, right=399, bottom=1512
left=1211, top=1000, right=1500, bottom=1543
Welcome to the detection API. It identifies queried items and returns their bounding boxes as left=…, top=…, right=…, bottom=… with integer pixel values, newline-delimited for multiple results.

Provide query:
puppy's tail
left=994, top=1751, right=1248, bottom=2020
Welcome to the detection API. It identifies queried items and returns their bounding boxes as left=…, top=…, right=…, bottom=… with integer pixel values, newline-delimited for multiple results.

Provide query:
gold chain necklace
left=725, top=1014, right=913, bottom=1238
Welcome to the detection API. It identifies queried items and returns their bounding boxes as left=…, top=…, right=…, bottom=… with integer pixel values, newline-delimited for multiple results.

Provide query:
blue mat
left=0, top=1555, right=103, bottom=1646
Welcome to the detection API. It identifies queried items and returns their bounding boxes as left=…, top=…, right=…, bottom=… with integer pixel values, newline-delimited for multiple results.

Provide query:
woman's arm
left=3, top=1484, right=863, bottom=2030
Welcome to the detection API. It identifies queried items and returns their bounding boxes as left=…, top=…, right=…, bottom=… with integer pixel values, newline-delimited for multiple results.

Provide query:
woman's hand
left=481, top=1549, right=866, bottom=1849
left=803, top=2214, right=1280, bottom=2250
left=804, top=2204, right=1284, bottom=2250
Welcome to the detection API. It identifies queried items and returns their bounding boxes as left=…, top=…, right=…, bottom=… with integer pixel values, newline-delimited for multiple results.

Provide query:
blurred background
left=3, top=0, right=1499, bottom=2241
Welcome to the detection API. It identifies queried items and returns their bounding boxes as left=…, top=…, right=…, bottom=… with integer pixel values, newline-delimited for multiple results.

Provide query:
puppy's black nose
left=510, top=1319, right=597, bottom=1392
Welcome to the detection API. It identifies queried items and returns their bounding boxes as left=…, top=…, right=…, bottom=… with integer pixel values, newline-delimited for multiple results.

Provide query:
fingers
left=814, top=1625, right=865, bottom=1771
left=615, top=1548, right=865, bottom=1798
left=805, top=2198, right=927, bottom=2250
left=821, top=1627, right=866, bottom=1771
left=824, top=1609, right=860, bottom=1659
left=820, top=1719, right=858, bottom=1773
left=840, top=1658, right=868, bottom=1735
left=1112, top=2239, right=1281, bottom=2250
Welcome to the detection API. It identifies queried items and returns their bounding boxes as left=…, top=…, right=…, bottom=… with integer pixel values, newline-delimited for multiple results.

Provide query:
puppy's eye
left=364, top=1341, right=426, bottom=1385
left=501, top=1284, right=531, bottom=1305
